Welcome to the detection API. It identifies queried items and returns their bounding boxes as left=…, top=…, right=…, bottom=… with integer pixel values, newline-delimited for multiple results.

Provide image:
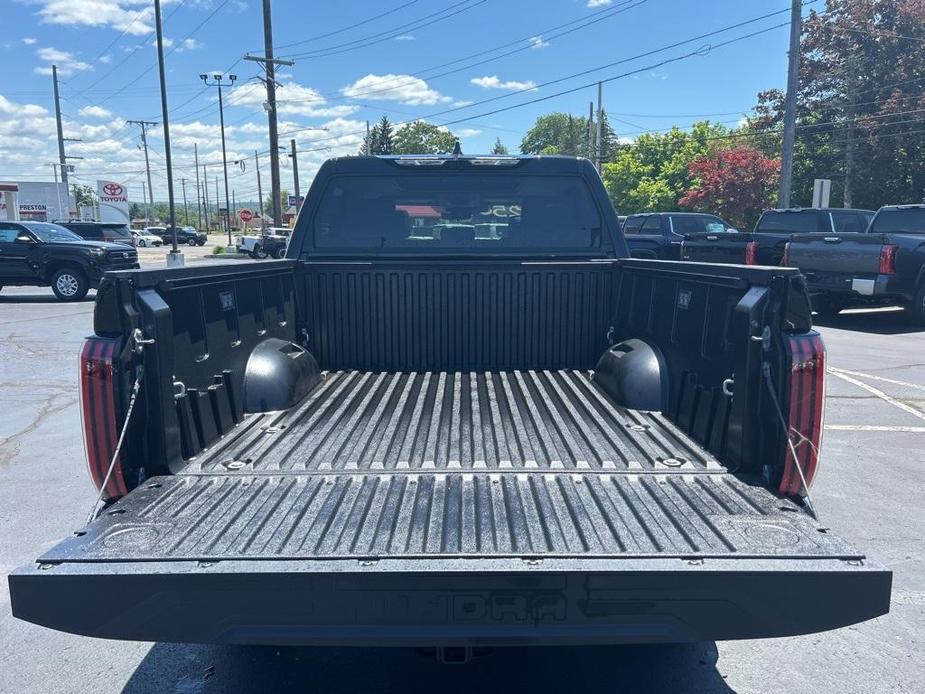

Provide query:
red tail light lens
left=780, top=332, right=826, bottom=498
left=79, top=337, right=128, bottom=502
left=781, top=242, right=791, bottom=267
left=745, top=240, right=759, bottom=265
left=878, top=244, right=898, bottom=275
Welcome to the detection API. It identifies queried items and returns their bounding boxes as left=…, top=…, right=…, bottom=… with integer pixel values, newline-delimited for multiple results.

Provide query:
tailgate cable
left=85, top=355, right=146, bottom=524
left=761, top=362, right=818, bottom=520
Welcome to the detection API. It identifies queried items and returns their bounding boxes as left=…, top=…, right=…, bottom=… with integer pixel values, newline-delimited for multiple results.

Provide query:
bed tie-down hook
left=131, top=328, right=155, bottom=355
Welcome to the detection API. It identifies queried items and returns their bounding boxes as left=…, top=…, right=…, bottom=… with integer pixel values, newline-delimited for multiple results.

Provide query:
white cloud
left=34, top=1, right=155, bottom=36
left=528, top=35, right=549, bottom=49
left=99, top=54, right=111, bottom=64
left=228, top=80, right=357, bottom=118
left=78, top=105, right=112, bottom=119
left=470, top=75, right=537, bottom=91
left=394, top=34, right=415, bottom=41
left=587, top=0, right=612, bottom=7
left=341, top=74, right=452, bottom=105
left=34, top=46, right=92, bottom=76
left=22, top=37, right=38, bottom=45
left=176, top=38, right=201, bottom=52
left=456, top=128, right=482, bottom=137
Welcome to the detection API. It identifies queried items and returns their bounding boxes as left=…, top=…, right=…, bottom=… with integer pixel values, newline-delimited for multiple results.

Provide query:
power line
left=280, top=0, right=487, bottom=60
left=273, top=1, right=421, bottom=51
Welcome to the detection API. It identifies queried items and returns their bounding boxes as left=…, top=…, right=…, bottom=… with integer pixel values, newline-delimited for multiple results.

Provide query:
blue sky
left=0, top=0, right=804, bottom=203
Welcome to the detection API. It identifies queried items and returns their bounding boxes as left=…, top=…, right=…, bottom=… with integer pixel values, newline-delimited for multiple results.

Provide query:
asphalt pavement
left=0, top=284, right=922, bottom=693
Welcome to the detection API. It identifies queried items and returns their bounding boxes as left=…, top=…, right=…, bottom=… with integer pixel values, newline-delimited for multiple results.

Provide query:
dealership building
left=0, top=181, right=73, bottom=222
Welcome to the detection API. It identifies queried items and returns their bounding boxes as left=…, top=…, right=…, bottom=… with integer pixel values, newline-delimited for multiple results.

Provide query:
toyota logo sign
left=103, top=183, right=124, bottom=197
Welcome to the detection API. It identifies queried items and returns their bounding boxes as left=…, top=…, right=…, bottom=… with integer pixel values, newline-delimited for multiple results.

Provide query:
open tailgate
left=10, top=470, right=891, bottom=646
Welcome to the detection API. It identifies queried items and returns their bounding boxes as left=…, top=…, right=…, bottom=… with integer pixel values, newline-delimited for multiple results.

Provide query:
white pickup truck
left=234, top=227, right=291, bottom=259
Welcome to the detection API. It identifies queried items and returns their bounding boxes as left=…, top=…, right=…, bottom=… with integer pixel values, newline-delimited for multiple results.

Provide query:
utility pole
left=595, top=82, right=603, bottom=172
left=51, top=65, right=69, bottom=188
left=778, top=0, right=802, bottom=208
left=232, top=189, right=237, bottom=225
left=254, top=150, right=264, bottom=228
left=127, top=119, right=158, bottom=223
left=245, top=0, right=295, bottom=227
left=200, top=72, right=236, bottom=246
left=587, top=101, right=595, bottom=161
left=215, top=176, right=221, bottom=233
left=181, top=178, right=189, bottom=225
left=290, top=139, right=300, bottom=213
left=141, top=181, right=148, bottom=223
left=194, top=143, right=202, bottom=230
left=153, top=0, right=181, bottom=259
left=202, top=164, right=210, bottom=231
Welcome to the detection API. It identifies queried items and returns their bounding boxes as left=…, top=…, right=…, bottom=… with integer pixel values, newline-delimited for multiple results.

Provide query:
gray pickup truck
left=784, top=204, right=925, bottom=321
left=9, top=155, right=890, bottom=650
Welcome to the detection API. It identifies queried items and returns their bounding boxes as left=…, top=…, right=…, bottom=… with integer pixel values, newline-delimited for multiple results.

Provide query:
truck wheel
left=811, top=297, right=844, bottom=318
left=272, top=246, right=286, bottom=259
left=51, top=267, right=89, bottom=301
left=187, top=238, right=197, bottom=247
left=905, top=284, right=925, bottom=325
left=251, top=244, right=268, bottom=259
left=197, top=239, right=206, bottom=246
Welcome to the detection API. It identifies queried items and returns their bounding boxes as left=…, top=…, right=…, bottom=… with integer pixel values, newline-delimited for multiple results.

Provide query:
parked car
left=623, top=212, right=736, bottom=260
left=783, top=204, right=925, bottom=321
left=132, top=229, right=163, bottom=247
left=0, top=220, right=138, bottom=300
left=235, top=227, right=290, bottom=259
left=682, top=207, right=875, bottom=266
left=9, top=155, right=890, bottom=648
left=59, top=221, right=135, bottom=247
left=157, top=226, right=207, bottom=246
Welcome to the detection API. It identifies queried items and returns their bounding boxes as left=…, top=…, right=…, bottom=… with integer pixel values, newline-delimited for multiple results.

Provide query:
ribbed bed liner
left=189, top=370, right=723, bottom=474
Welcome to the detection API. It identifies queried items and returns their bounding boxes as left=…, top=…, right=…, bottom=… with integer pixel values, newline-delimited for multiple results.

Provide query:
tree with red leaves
left=679, top=146, right=780, bottom=230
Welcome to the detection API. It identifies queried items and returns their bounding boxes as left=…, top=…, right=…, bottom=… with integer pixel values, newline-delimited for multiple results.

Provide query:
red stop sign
left=238, top=208, right=254, bottom=222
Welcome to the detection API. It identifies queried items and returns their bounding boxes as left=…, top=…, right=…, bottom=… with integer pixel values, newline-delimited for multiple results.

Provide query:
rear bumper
left=9, top=556, right=891, bottom=646
left=805, top=272, right=912, bottom=302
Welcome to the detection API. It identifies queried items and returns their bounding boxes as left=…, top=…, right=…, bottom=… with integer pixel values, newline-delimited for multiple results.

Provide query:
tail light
left=79, top=337, right=128, bottom=501
left=745, top=240, right=759, bottom=265
left=878, top=244, right=898, bottom=275
left=780, top=332, right=826, bottom=498
left=781, top=242, right=791, bottom=267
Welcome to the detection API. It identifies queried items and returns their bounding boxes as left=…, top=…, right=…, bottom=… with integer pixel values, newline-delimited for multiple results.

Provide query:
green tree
left=491, top=137, right=508, bottom=155
left=263, top=189, right=289, bottom=215
left=72, top=184, right=94, bottom=209
left=129, top=202, right=142, bottom=220
left=746, top=0, right=925, bottom=208
left=520, top=111, right=619, bottom=161
left=601, top=121, right=731, bottom=214
left=520, top=113, right=588, bottom=157
left=393, top=121, right=458, bottom=154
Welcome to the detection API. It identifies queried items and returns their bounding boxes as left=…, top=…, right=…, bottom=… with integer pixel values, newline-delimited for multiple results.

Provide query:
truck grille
left=107, top=249, right=138, bottom=265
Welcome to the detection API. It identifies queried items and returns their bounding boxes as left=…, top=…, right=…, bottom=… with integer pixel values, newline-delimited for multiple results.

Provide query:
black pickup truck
left=784, top=204, right=925, bottom=321
left=0, top=220, right=139, bottom=300
left=682, top=208, right=875, bottom=267
left=9, top=155, right=890, bottom=648
left=623, top=212, right=736, bottom=260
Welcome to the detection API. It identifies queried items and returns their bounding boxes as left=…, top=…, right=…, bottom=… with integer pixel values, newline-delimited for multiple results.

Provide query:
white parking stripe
left=829, top=370, right=925, bottom=423
left=825, top=424, right=925, bottom=433
left=828, top=367, right=925, bottom=392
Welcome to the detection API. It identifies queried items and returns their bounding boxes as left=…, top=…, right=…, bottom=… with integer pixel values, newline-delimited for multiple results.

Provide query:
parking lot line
left=828, top=367, right=925, bottom=392
left=825, top=424, right=925, bottom=432
left=829, top=370, right=925, bottom=423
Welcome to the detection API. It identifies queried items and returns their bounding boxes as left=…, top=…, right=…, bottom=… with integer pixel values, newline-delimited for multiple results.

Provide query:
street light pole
left=200, top=72, right=237, bottom=246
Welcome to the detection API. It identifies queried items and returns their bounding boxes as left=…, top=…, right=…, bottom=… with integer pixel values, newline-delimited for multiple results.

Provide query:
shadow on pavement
left=123, top=642, right=732, bottom=693
left=813, top=307, right=925, bottom=335
left=0, top=291, right=95, bottom=304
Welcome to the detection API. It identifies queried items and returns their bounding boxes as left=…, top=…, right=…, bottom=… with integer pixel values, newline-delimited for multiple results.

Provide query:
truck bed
left=12, top=369, right=890, bottom=645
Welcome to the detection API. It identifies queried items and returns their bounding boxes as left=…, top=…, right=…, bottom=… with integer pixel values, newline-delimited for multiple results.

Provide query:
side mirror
left=15, top=234, right=33, bottom=243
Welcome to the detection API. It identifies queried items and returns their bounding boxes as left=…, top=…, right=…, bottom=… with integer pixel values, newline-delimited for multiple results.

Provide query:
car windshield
left=102, top=224, right=132, bottom=238
left=313, top=173, right=604, bottom=252
left=21, top=222, right=83, bottom=242
left=870, top=208, right=925, bottom=234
